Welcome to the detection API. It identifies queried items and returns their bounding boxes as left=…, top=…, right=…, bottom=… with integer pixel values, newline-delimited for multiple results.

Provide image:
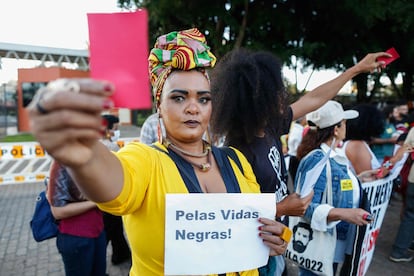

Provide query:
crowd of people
left=27, top=26, right=411, bottom=276
left=286, top=99, right=414, bottom=267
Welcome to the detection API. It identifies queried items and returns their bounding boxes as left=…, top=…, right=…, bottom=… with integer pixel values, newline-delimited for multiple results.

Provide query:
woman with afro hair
left=342, top=103, right=385, bottom=177
left=210, top=48, right=389, bottom=275
left=210, top=49, right=388, bottom=215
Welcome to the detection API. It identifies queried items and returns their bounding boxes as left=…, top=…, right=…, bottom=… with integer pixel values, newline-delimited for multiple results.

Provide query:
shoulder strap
left=221, top=146, right=244, bottom=175
left=151, top=144, right=203, bottom=193
left=322, top=159, right=332, bottom=204
left=151, top=144, right=241, bottom=193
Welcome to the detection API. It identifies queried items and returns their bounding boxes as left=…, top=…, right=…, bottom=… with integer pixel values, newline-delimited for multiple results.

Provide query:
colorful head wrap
left=148, top=28, right=217, bottom=103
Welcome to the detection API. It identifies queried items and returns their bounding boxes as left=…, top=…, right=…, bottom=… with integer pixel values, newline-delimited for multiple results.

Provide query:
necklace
left=165, top=140, right=212, bottom=172
left=164, top=140, right=210, bottom=158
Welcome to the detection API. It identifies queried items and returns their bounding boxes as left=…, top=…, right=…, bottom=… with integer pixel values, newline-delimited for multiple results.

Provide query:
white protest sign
left=164, top=193, right=276, bottom=275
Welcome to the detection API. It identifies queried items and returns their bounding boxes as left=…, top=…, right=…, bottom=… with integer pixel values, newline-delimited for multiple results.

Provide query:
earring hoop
left=157, top=115, right=164, bottom=144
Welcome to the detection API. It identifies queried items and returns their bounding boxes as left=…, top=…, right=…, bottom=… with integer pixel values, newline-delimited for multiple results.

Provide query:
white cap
left=306, top=100, right=359, bottom=129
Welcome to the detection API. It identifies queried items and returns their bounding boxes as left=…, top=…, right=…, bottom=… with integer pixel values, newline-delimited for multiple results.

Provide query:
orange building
left=17, top=67, right=89, bottom=132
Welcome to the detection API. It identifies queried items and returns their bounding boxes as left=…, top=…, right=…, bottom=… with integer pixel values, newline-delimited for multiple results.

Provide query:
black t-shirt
left=237, top=135, right=288, bottom=197
left=234, top=107, right=292, bottom=203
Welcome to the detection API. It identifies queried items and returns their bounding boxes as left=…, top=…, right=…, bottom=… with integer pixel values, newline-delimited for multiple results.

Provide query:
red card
left=88, top=11, right=152, bottom=109
left=377, top=47, right=400, bottom=66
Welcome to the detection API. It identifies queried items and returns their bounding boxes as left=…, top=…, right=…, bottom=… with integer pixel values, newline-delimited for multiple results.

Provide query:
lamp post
left=4, top=83, right=7, bottom=133
left=1, top=83, right=6, bottom=137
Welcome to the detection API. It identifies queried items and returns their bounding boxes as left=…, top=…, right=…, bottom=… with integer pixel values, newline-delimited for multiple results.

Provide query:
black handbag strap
left=151, top=144, right=242, bottom=193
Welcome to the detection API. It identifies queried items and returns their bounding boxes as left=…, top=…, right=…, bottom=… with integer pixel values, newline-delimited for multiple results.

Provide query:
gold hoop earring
left=157, top=115, right=163, bottom=144
left=205, top=124, right=212, bottom=145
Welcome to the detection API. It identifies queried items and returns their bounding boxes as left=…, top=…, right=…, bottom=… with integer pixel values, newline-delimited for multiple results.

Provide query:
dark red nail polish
left=102, top=99, right=113, bottom=109
left=104, top=84, right=113, bottom=92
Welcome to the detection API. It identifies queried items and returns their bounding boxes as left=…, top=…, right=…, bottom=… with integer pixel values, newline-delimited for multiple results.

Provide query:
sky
left=0, top=0, right=347, bottom=91
left=0, top=0, right=122, bottom=83
left=1, top=0, right=121, bottom=49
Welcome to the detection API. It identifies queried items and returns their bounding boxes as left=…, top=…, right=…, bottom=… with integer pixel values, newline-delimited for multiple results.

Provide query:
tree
left=290, top=0, right=414, bottom=102
left=117, top=0, right=414, bottom=102
left=117, top=0, right=301, bottom=60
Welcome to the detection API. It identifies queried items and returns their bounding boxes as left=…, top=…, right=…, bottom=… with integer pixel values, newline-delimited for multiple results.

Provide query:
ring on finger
left=35, top=92, right=48, bottom=114
left=36, top=101, right=48, bottom=114
left=47, top=79, right=80, bottom=93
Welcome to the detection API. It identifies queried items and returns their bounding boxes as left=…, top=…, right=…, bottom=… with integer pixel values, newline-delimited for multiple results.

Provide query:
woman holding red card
left=27, top=28, right=288, bottom=276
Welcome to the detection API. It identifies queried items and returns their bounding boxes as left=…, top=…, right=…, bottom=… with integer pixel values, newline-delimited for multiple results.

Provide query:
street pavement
left=0, top=181, right=413, bottom=275
left=0, top=182, right=130, bottom=276
left=0, top=126, right=140, bottom=276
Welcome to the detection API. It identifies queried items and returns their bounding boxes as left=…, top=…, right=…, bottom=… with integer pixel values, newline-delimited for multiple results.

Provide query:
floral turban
left=148, top=28, right=217, bottom=103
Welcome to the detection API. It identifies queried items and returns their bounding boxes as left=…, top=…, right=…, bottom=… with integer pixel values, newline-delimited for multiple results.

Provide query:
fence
left=0, top=138, right=139, bottom=185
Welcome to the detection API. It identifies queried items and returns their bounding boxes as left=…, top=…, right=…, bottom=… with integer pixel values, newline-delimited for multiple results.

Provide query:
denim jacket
left=294, top=145, right=361, bottom=240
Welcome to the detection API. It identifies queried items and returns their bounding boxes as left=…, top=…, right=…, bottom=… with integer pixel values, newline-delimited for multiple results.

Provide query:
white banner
left=164, top=193, right=276, bottom=275
left=356, top=157, right=406, bottom=275
left=357, top=177, right=394, bottom=275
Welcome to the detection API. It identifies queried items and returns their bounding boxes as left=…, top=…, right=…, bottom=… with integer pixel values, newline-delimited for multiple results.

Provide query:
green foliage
left=136, top=113, right=149, bottom=126
left=118, top=0, right=414, bottom=102
left=133, top=109, right=154, bottom=127
left=0, top=133, right=35, bottom=142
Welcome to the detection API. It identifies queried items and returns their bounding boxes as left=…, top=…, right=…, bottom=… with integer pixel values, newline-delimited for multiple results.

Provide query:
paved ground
left=0, top=182, right=130, bottom=276
left=119, top=124, right=141, bottom=140
left=0, top=182, right=413, bottom=275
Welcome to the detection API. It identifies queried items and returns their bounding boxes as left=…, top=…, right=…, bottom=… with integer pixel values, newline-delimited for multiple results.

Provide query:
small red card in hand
left=377, top=47, right=400, bottom=66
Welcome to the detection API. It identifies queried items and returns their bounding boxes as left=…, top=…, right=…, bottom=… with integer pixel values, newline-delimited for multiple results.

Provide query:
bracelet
left=382, top=160, right=394, bottom=170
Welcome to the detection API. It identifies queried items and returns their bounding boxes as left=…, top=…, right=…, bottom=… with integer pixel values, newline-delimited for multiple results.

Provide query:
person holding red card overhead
left=209, top=47, right=392, bottom=274
left=26, top=28, right=289, bottom=276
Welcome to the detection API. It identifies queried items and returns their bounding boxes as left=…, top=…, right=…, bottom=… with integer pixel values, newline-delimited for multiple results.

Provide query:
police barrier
left=0, top=138, right=140, bottom=185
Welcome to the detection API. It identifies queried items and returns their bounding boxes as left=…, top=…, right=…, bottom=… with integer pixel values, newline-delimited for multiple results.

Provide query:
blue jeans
left=392, top=182, right=414, bottom=255
left=57, top=231, right=107, bottom=276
